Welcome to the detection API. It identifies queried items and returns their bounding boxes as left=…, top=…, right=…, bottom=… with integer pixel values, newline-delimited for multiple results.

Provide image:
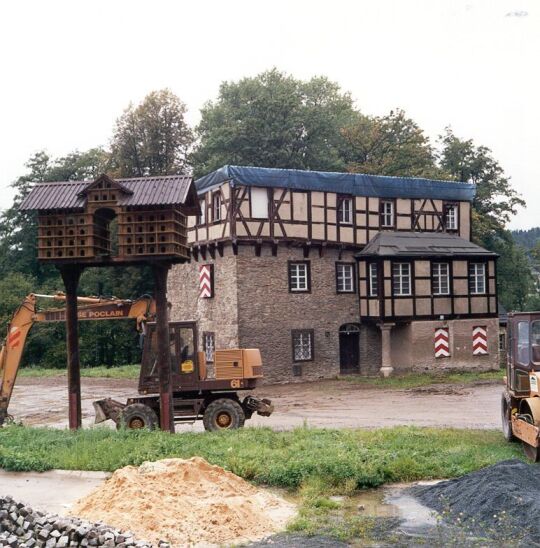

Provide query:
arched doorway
left=339, top=323, right=360, bottom=374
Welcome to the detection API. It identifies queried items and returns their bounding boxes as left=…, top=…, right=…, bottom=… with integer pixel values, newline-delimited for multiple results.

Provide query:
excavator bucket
left=93, top=398, right=125, bottom=424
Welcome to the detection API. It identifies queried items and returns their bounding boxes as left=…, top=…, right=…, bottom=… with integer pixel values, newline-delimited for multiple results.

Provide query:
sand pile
left=412, top=459, right=540, bottom=543
left=71, top=457, right=295, bottom=547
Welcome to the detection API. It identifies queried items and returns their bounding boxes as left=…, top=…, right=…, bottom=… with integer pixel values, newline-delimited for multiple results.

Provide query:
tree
left=341, top=109, right=441, bottom=178
left=111, top=89, right=193, bottom=177
left=440, top=128, right=525, bottom=242
left=0, top=149, right=110, bottom=281
left=191, top=69, right=356, bottom=176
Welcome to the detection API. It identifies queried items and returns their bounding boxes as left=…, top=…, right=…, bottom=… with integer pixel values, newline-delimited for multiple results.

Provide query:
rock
left=56, top=536, right=69, bottom=548
left=45, top=538, right=57, bottom=548
left=38, top=529, right=50, bottom=541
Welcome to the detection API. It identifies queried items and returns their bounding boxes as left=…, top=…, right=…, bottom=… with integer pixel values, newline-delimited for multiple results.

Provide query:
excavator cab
left=139, top=321, right=201, bottom=393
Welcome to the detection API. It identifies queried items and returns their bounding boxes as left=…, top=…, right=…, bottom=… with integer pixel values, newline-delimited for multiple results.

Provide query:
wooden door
left=339, top=325, right=359, bottom=374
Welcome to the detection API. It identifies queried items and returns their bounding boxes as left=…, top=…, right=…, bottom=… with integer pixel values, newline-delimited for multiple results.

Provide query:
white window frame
left=212, top=192, right=221, bottom=222
left=292, top=330, right=313, bottom=362
left=469, top=262, right=486, bottom=295
left=369, top=263, right=378, bottom=297
left=199, top=198, right=206, bottom=225
left=381, top=200, right=394, bottom=228
left=289, top=262, right=310, bottom=292
left=446, top=204, right=458, bottom=231
left=251, top=187, right=269, bottom=218
left=392, top=262, right=412, bottom=296
left=338, top=197, right=353, bottom=225
left=432, top=262, right=450, bottom=295
left=336, top=263, right=355, bottom=293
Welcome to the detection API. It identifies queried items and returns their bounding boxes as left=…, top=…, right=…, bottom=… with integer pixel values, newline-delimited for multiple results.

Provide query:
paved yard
left=8, top=376, right=502, bottom=431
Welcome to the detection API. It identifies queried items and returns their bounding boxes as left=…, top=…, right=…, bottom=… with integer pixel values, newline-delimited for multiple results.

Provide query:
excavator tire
left=118, top=403, right=159, bottom=431
left=501, top=392, right=516, bottom=442
left=203, top=398, right=245, bottom=432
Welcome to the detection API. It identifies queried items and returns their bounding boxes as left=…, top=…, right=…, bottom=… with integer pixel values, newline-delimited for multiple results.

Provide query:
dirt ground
left=8, top=376, right=502, bottom=431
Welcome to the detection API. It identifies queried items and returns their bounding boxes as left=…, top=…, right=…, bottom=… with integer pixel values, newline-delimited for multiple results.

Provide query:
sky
left=0, top=0, right=538, bottom=229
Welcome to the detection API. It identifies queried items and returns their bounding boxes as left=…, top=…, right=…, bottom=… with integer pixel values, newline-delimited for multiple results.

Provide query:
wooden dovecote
left=21, top=173, right=199, bottom=264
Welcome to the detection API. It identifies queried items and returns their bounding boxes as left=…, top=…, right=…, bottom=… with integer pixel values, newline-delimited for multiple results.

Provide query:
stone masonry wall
left=403, top=317, right=500, bottom=372
left=358, top=323, right=382, bottom=375
left=168, top=245, right=240, bottom=356
left=236, top=244, right=359, bottom=383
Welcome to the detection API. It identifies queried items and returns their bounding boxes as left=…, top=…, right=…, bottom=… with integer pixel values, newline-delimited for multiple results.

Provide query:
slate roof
left=357, top=232, right=498, bottom=258
left=196, top=165, right=476, bottom=202
left=19, top=175, right=195, bottom=211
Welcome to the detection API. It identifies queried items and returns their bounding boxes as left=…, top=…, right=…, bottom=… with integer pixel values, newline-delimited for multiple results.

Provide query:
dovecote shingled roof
left=196, top=165, right=477, bottom=202
left=357, top=232, right=498, bottom=258
left=19, top=174, right=197, bottom=212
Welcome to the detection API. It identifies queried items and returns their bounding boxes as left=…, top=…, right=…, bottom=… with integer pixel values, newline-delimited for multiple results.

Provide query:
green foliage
left=512, top=228, right=540, bottom=250
left=111, top=89, right=194, bottom=177
left=18, top=364, right=140, bottom=378
left=340, top=369, right=503, bottom=388
left=191, top=69, right=356, bottom=176
left=440, top=128, right=525, bottom=241
left=0, top=426, right=523, bottom=484
left=341, top=109, right=441, bottom=178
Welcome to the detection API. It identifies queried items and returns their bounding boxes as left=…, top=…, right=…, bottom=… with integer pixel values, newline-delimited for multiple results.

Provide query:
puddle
left=345, top=481, right=439, bottom=528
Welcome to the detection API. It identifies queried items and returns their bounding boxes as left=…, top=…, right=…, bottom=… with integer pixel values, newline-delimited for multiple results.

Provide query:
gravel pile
left=0, top=495, right=165, bottom=548
left=412, top=459, right=540, bottom=543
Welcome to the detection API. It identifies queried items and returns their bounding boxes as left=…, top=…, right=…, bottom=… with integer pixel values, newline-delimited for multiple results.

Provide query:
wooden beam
left=217, top=242, right=224, bottom=258
left=59, top=264, right=84, bottom=430
left=255, top=239, right=262, bottom=257
left=208, top=244, right=216, bottom=260
left=153, top=263, right=175, bottom=433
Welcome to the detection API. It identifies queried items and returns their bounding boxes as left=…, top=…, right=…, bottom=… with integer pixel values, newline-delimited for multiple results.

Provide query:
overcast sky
left=0, top=0, right=537, bottom=228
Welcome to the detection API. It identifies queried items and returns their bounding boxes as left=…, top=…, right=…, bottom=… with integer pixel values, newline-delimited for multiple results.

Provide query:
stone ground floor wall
left=236, top=244, right=359, bottom=383
left=390, top=317, right=500, bottom=372
left=168, top=243, right=500, bottom=382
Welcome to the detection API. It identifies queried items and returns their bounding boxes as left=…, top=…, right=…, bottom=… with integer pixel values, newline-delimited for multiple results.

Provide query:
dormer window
left=338, top=197, right=353, bottom=225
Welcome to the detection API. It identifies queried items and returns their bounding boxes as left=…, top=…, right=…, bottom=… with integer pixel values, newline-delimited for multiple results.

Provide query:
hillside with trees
left=0, top=68, right=533, bottom=369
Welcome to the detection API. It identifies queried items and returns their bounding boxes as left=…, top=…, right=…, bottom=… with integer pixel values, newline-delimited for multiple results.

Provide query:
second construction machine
left=0, top=293, right=273, bottom=431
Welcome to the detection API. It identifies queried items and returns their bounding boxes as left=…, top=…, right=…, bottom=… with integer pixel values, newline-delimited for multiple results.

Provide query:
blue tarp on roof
left=195, top=165, right=476, bottom=202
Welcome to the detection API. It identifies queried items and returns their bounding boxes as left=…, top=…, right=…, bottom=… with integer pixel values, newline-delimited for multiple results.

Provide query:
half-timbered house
left=168, top=165, right=499, bottom=382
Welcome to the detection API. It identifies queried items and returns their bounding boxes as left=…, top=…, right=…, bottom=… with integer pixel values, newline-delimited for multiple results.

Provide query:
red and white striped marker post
left=434, top=327, right=450, bottom=358
left=199, top=264, right=213, bottom=299
left=473, top=326, right=488, bottom=355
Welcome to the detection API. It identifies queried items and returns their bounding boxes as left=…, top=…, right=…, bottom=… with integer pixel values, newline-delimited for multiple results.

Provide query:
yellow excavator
left=0, top=293, right=273, bottom=431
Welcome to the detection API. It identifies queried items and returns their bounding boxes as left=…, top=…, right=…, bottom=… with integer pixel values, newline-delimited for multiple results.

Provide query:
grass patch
left=340, top=369, right=504, bottom=390
left=18, top=364, right=140, bottom=379
left=0, top=425, right=521, bottom=488
left=0, top=425, right=521, bottom=542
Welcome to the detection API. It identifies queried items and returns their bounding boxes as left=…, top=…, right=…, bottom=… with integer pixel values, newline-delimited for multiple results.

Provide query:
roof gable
left=78, top=174, right=133, bottom=197
left=19, top=174, right=196, bottom=212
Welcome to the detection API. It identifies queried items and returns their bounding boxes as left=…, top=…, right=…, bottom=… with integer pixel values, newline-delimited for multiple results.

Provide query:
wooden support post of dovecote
left=19, top=173, right=200, bottom=432
left=153, top=263, right=174, bottom=433
left=59, top=264, right=84, bottom=430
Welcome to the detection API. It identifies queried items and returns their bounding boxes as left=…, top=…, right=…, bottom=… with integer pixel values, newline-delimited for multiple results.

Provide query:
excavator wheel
left=203, top=398, right=245, bottom=432
left=501, top=392, right=516, bottom=442
left=118, top=403, right=159, bottom=431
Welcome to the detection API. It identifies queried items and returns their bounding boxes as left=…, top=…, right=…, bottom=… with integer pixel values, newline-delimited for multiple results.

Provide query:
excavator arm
left=0, top=293, right=155, bottom=425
